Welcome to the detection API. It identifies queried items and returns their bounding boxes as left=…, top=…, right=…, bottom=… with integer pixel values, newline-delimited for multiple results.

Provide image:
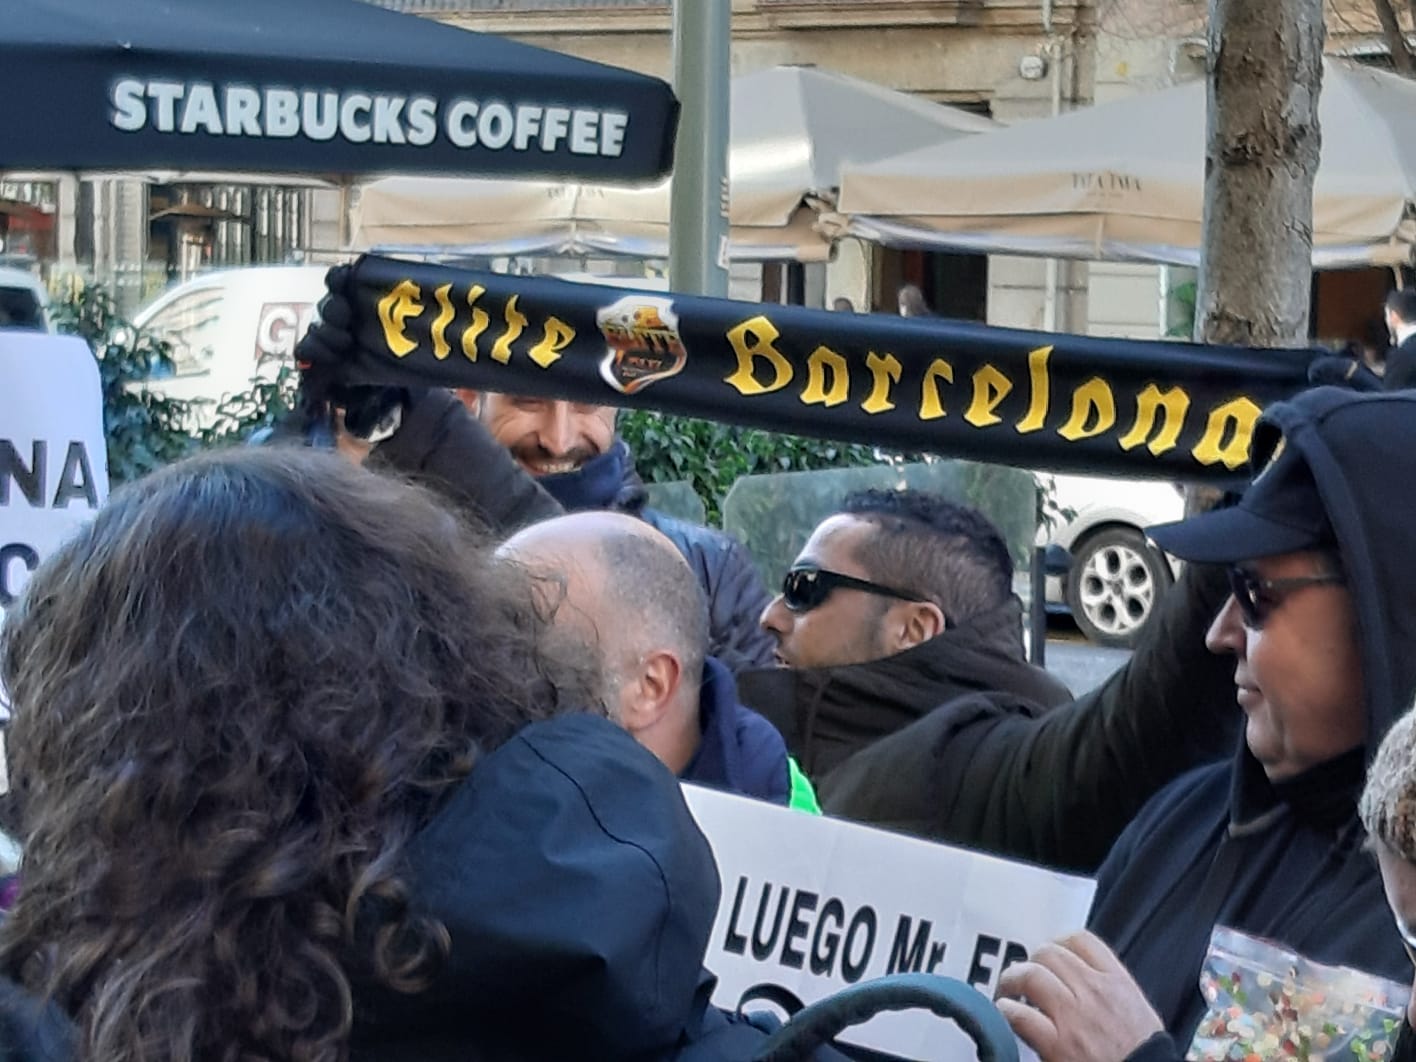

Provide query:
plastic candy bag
left=1186, top=926, right=1407, bottom=1061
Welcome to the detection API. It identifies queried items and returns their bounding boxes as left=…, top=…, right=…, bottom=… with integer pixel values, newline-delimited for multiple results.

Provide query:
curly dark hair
left=0, top=445, right=591, bottom=1062
left=841, top=488, right=1015, bottom=623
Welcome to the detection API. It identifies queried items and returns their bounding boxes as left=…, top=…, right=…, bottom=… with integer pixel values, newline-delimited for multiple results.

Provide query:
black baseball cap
left=1146, top=420, right=1335, bottom=565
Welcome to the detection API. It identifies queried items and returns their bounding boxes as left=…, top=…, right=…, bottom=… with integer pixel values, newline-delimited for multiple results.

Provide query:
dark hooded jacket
left=373, top=391, right=775, bottom=675
left=540, top=440, right=777, bottom=675
left=350, top=713, right=807, bottom=1061
left=1086, top=389, right=1416, bottom=1060
left=683, top=657, right=791, bottom=804
left=742, top=566, right=1240, bottom=874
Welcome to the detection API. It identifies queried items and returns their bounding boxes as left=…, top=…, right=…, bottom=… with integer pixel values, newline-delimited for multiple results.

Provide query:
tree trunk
left=1196, top=0, right=1325, bottom=349
left=1374, top=0, right=1416, bottom=76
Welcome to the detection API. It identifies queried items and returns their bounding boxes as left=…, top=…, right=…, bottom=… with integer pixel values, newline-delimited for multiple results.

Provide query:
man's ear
left=454, top=388, right=481, bottom=414
left=887, top=601, right=947, bottom=654
left=617, top=650, right=684, bottom=735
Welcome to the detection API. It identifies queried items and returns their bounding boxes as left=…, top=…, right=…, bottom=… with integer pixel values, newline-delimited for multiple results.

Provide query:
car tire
left=1064, top=526, right=1172, bottom=649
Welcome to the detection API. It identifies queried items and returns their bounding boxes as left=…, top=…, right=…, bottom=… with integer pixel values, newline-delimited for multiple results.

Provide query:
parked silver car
left=1043, top=474, right=1185, bottom=648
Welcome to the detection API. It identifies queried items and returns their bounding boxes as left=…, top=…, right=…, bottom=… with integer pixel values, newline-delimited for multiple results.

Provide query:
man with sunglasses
left=743, top=490, right=1073, bottom=781
left=993, top=387, right=1416, bottom=1062
left=740, top=489, right=1242, bottom=874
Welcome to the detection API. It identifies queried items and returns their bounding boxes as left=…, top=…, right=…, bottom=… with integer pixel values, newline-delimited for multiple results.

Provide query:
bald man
left=499, top=512, right=807, bottom=807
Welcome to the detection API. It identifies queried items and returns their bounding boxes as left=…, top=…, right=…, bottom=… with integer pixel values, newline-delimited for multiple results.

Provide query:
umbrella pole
left=668, top=0, right=730, bottom=297
left=338, top=182, right=352, bottom=251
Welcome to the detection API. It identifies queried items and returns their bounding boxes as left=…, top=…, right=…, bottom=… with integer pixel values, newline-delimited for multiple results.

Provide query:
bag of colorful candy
left=1185, top=925, right=1406, bottom=1061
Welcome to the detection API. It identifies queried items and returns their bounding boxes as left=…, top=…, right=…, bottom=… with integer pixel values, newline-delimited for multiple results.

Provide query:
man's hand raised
left=295, top=266, right=355, bottom=369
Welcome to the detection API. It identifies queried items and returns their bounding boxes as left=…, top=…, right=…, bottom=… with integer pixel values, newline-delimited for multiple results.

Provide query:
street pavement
left=1042, top=622, right=1132, bottom=697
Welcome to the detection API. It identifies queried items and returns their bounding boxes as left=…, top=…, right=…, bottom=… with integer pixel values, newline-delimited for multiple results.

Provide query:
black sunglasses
left=781, top=565, right=927, bottom=614
left=1226, top=565, right=1344, bottom=629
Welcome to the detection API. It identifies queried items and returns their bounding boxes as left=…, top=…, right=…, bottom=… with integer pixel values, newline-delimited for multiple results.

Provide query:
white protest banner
left=683, top=785, right=1096, bottom=1061
left=0, top=332, right=108, bottom=624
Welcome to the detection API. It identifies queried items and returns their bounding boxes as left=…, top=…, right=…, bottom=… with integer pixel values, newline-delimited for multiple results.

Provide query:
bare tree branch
left=1373, top=0, right=1416, bottom=73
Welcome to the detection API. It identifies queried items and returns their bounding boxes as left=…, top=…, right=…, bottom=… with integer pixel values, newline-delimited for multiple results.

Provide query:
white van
left=133, top=265, right=330, bottom=417
left=0, top=266, right=51, bottom=332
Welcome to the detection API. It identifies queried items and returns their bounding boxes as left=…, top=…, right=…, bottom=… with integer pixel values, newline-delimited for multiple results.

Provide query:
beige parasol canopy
left=830, top=59, right=1416, bottom=269
left=352, top=65, right=996, bottom=263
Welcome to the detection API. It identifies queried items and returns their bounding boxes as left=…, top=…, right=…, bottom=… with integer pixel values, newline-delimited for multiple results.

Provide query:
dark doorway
left=875, top=248, right=989, bottom=320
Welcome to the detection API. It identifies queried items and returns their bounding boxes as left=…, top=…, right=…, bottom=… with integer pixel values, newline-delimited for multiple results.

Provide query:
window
left=142, top=287, right=225, bottom=379
left=0, top=287, right=44, bottom=331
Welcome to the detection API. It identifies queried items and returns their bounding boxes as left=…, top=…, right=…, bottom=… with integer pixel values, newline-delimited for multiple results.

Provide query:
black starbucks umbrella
left=0, top=0, right=677, bottom=182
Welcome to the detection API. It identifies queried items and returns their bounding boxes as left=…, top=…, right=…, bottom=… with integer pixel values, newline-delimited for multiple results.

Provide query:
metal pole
left=668, top=0, right=730, bottom=297
left=1030, top=546, right=1047, bottom=667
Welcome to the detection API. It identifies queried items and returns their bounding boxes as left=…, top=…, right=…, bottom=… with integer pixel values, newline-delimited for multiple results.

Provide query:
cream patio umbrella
left=351, top=65, right=997, bottom=263
left=830, top=59, right=1416, bottom=269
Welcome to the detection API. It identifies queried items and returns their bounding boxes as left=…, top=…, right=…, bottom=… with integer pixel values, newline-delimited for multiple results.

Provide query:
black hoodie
left=1087, top=388, right=1416, bottom=1058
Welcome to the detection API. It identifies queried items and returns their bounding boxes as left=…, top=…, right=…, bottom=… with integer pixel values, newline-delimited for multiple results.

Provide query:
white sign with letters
left=109, top=81, right=630, bottom=158
left=684, top=785, right=1097, bottom=1060
left=0, top=333, right=108, bottom=622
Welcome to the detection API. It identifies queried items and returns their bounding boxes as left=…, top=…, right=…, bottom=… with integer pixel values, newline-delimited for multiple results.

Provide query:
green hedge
left=617, top=409, right=888, bottom=524
left=54, top=282, right=300, bottom=485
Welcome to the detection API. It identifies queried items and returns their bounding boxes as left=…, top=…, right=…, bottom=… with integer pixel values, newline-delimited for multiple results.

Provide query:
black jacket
left=374, top=393, right=775, bottom=674
left=738, top=598, right=1072, bottom=782
left=350, top=714, right=807, bottom=1061
left=749, top=563, right=1239, bottom=875
left=1090, top=389, right=1416, bottom=1059
left=683, top=657, right=791, bottom=804
left=1384, top=333, right=1416, bottom=390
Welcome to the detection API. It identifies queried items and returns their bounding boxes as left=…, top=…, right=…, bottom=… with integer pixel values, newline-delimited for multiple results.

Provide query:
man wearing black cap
left=995, top=387, right=1416, bottom=1062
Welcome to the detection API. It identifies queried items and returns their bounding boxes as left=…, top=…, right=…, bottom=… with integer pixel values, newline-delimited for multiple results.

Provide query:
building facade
left=377, top=0, right=1403, bottom=343
left=381, top=0, right=1098, bottom=326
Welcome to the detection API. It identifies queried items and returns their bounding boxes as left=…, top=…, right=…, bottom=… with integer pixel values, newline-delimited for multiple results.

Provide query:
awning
left=0, top=0, right=679, bottom=183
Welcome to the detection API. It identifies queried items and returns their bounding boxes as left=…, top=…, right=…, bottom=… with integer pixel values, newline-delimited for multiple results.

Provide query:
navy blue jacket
left=1088, top=389, right=1416, bottom=1059
left=541, top=440, right=777, bottom=675
left=351, top=714, right=804, bottom=1061
left=682, top=657, right=791, bottom=805
left=0, top=978, right=71, bottom=1062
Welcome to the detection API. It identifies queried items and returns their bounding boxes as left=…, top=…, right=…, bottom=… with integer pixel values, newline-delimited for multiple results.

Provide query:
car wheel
left=1064, top=527, right=1172, bottom=649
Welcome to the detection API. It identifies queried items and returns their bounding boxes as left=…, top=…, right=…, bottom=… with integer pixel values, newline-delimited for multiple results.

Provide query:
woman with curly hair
left=0, top=446, right=779, bottom=1062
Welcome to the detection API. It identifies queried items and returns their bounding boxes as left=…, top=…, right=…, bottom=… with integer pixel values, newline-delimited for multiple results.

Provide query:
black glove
left=336, top=384, right=408, bottom=443
left=294, top=265, right=356, bottom=405
left=291, top=266, right=361, bottom=445
left=1307, top=354, right=1383, bottom=393
left=291, top=265, right=410, bottom=446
